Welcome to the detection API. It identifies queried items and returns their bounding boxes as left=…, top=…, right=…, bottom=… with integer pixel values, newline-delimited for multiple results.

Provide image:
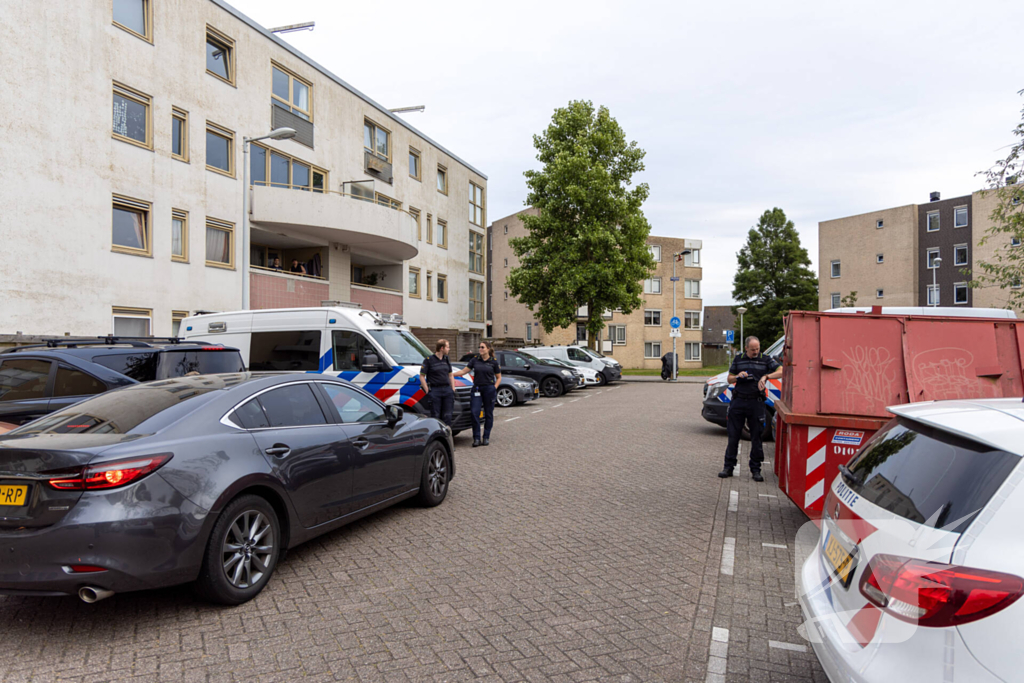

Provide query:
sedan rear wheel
left=195, top=495, right=280, bottom=605
left=541, top=377, right=563, bottom=397
left=496, top=386, right=516, bottom=407
left=416, top=442, right=450, bottom=507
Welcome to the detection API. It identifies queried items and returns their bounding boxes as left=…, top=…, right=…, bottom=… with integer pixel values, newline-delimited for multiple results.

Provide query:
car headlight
left=514, top=381, right=531, bottom=388
left=707, top=384, right=726, bottom=401
left=560, top=369, right=573, bottom=376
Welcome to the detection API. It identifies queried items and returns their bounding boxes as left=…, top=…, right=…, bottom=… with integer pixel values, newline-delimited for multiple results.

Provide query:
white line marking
left=758, top=494, right=778, bottom=498
left=712, top=627, right=729, bottom=643
left=595, top=391, right=603, bottom=394
left=768, top=641, right=808, bottom=653
left=570, top=398, right=580, bottom=402
left=728, top=491, right=738, bottom=512
left=505, top=417, right=520, bottom=422
left=553, top=403, right=563, bottom=408
left=706, top=627, right=729, bottom=682
left=532, top=409, right=543, bottom=413
left=581, top=394, right=591, bottom=398
left=720, top=538, right=735, bottom=576
left=762, top=543, right=788, bottom=549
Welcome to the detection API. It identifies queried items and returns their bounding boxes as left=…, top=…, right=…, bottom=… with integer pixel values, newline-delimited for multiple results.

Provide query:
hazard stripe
left=804, top=479, right=824, bottom=509
left=806, top=444, right=826, bottom=475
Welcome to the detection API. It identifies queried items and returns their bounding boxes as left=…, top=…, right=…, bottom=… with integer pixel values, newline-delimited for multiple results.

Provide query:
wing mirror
left=361, top=352, right=387, bottom=373
left=386, top=404, right=403, bottom=426
left=523, top=363, right=531, bottom=370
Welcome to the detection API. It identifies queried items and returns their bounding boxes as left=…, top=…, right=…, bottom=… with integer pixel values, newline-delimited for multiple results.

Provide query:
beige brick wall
left=971, top=188, right=1024, bottom=312
left=818, top=204, right=918, bottom=309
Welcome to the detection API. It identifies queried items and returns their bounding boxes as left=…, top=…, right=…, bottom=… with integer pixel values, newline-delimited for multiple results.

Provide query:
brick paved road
left=0, top=383, right=825, bottom=682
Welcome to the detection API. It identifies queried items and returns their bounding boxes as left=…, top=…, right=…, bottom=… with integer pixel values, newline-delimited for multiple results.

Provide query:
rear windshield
left=845, top=419, right=1020, bottom=532
left=93, top=349, right=244, bottom=381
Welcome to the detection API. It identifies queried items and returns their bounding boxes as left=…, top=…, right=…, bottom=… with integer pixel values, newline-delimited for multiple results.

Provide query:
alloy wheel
left=427, top=447, right=448, bottom=497
left=542, top=378, right=562, bottom=397
left=221, top=510, right=275, bottom=589
left=496, top=387, right=515, bottom=407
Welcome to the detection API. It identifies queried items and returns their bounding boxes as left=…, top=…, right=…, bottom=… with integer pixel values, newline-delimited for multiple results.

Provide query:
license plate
left=534, top=388, right=539, bottom=396
left=823, top=531, right=857, bottom=588
left=0, top=484, right=28, bottom=508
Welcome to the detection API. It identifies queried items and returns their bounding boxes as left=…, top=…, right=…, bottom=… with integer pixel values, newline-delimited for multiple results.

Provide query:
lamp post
left=931, top=257, right=942, bottom=306
left=737, top=306, right=747, bottom=352
left=671, top=249, right=691, bottom=381
left=242, top=127, right=296, bottom=309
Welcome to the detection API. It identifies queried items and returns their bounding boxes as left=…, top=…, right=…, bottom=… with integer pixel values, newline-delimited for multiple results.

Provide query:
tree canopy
left=732, top=208, right=818, bottom=343
left=507, top=100, right=655, bottom=345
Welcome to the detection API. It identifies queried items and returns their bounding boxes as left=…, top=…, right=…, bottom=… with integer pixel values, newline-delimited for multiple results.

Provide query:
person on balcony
left=290, top=259, right=307, bottom=275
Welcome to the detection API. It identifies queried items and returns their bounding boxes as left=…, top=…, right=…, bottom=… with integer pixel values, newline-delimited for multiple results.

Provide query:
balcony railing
left=250, top=264, right=326, bottom=281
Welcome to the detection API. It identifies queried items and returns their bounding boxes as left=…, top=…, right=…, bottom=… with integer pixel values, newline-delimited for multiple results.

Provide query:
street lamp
left=241, top=127, right=296, bottom=309
left=931, top=257, right=942, bottom=307
left=671, top=249, right=691, bottom=381
left=737, top=306, right=748, bottom=351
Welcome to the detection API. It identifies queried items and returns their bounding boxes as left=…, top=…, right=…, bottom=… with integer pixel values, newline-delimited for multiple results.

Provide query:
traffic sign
left=669, top=316, right=681, bottom=329
left=669, top=276, right=680, bottom=282
left=669, top=328, right=682, bottom=338
left=726, top=330, right=735, bottom=343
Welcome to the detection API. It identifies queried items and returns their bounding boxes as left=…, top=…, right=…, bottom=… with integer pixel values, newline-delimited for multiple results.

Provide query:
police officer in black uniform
left=719, top=336, right=782, bottom=481
left=453, top=341, right=501, bottom=447
left=419, top=339, right=455, bottom=427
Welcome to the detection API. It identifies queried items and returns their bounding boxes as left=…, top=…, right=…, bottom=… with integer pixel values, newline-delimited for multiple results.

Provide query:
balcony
left=249, top=184, right=418, bottom=262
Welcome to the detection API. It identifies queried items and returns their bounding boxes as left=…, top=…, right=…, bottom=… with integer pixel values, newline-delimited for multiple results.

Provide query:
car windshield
left=582, top=347, right=605, bottom=359
left=517, top=351, right=551, bottom=365
left=764, top=336, right=785, bottom=359
left=366, top=329, right=432, bottom=366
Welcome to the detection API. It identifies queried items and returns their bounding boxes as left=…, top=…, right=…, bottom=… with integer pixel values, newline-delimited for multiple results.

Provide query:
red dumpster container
left=774, top=309, right=1024, bottom=516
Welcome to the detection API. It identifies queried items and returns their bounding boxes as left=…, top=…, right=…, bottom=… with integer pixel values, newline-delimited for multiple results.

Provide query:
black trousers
left=428, top=386, right=454, bottom=426
left=470, top=384, right=496, bottom=440
left=724, top=396, right=766, bottom=472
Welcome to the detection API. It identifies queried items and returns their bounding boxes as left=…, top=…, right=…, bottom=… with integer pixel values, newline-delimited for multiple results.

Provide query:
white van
left=525, top=345, right=622, bottom=385
left=180, top=306, right=475, bottom=433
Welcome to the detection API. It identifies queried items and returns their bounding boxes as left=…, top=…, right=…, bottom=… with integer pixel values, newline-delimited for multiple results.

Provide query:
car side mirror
left=386, top=405, right=403, bottom=426
left=361, top=353, right=382, bottom=373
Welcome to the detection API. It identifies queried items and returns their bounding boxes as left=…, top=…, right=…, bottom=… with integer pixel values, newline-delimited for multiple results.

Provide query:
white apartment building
left=0, top=0, right=487, bottom=339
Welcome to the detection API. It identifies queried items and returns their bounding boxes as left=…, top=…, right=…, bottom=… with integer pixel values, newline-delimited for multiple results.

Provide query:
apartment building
left=0, top=0, right=486, bottom=340
left=487, top=209, right=704, bottom=369
left=819, top=188, right=1022, bottom=312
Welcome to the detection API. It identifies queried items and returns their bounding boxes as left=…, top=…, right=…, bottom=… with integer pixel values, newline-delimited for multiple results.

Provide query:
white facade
left=0, top=0, right=487, bottom=337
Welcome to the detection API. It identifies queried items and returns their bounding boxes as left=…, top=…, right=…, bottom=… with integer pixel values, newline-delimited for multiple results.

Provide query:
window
left=205, top=122, right=234, bottom=176
left=437, top=219, right=448, bottom=248
left=876, top=289, right=884, bottom=299
left=112, top=82, right=151, bottom=149
left=112, top=306, right=152, bottom=336
left=608, top=325, right=626, bottom=345
left=330, top=330, right=375, bottom=371
left=409, top=267, right=420, bottom=298
left=469, top=182, right=485, bottom=226
left=503, top=324, right=508, bottom=334
left=830, top=260, right=841, bottom=278
left=171, top=209, right=188, bottom=262
left=1014, top=279, right=1023, bottom=289
left=375, top=192, right=401, bottom=210
left=0, top=359, right=52, bottom=402
left=228, top=399, right=270, bottom=430
left=250, top=331, right=321, bottom=371
left=927, top=284, right=940, bottom=306
left=425, top=214, right=433, bottom=244
left=684, top=311, right=701, bottom=330
left=644, top=342, right=662, bottom=359
left=927, top=211, right=940, bottom=232
left=876, top=219, right=884, bottom=229
left=409, top=148, right=420, bottom=180
left=1013, top=237, right=1022, bottom=247
left=684, top=279, right=701, bottom=298
left=171, top=310, right=188, bottom=337
left=321, top=383, right=384, bottom=424
left=112, top=0, right=150, bottom=41
left=503, top=225, right=508, bottom=235
left=437, top=165, right=448, bottom=195
left=205, top=218, right=234, bottom=268
left=876, top=254, right=884, bottom=264
left=409, top=207, right=421, bottom=240
left=649, top=245, right=661, bottom=262
left=168, top=107, right=189, bottom=162
left=257, top=384, right=327, bottom=427
left=644, top=310, right=661, bottom=326
left=426, top=273, right=433, bottom=300
left=469, top=231, right=485, bottom=274
left=685, top=342, right=701, bottom=362
left=250, top=144, right=325, bottom=191
left=503, top=258, right=508, bottom=268
left=271, top=63, right=311, bottom=121
left=927, top=248, right=940, bottom=269
left=954, top=244, right=968, bottom=266
left=469, top=281, right=484, bottom=322
left=112, top=194, right=151, bottom=256
left=954, top=282, right=969, bottom=305
left=53, top=367, right=106, bottom=398
left=525, top=324, right=532, bottom=341
left=503, top=291, right=508, bottom=300
left=954, top=206, right=968, bottom=228
left=205, top=26, right=235, bottom=86
left=363, top=119, right=390, bottom=160
left=437, top=274, right=448, bottom=302
left=684, top=249, right=700, bottom=266
left=831, top=293, right=840, bottom=308
left=644, top=278, right=662, bottom=294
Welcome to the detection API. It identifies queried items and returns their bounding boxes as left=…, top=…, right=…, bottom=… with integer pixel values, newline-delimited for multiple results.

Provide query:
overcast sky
left=232, top=0, right=1024, bottom=306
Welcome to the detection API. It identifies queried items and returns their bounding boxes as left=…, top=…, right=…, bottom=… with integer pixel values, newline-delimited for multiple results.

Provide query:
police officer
left=719, top=336, right=781, bottom=482
left=453, top=341, right=501, bottom=447
left=419, top=339, right=455, bottom=427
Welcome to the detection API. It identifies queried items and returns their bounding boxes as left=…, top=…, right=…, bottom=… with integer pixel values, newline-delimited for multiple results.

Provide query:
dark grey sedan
left=0, top=374, right=454, bottom=604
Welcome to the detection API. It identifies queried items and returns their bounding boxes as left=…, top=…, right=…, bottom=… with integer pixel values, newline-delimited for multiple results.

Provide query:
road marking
left=570, top=398, right=580, bottom=402
left=532, top=409, right=543, bottom=413
left=505, top=417, right=520, bottom=422
left=768, top=641, right=808, bottom=653
left=728, top=491, right=738, bottom=512
left=762, top=543, right=788, bottom=549
left=552, top=403, right=563, bottom=408
left=720, top=538, right=735, bottom=576
left=758, top=494, right=778, bottom=498
left=706, top=627, right=729, bottom=683
left=581, top=394, right=591, bottom=398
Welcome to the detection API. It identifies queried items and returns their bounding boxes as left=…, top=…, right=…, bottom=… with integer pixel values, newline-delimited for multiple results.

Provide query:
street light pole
left=672, top=253, right=677, bottom=382
left=241, top=127, right=296, bottom=309
left=737, top=306, right=747, bottom=351
left=931, top=257, right=942, bottom=306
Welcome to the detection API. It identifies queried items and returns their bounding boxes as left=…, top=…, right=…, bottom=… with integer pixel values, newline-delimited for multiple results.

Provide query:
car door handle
left=265, top=444, right=291, bottom=457
left=353, top=438, right=369, bottom=449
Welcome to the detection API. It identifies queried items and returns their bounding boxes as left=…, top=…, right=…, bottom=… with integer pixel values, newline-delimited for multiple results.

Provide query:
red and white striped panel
left=804, top=426, right=830, bottom=509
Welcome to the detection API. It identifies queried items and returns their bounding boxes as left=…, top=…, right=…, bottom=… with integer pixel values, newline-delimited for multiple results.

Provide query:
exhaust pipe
left=78, top=586, right=115, bottom=603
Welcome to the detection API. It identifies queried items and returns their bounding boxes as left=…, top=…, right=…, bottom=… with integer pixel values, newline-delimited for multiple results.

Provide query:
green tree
left=507, top=100, right=655, bottom=347
left=732, top=208, right=818, bottom=343
left=840, top=292, right=859, bottom=307
left=972, top=90, right=1024, bottom=305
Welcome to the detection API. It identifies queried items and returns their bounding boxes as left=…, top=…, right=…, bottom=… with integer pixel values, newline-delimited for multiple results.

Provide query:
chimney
left=930, top=192, right=941, bottom=202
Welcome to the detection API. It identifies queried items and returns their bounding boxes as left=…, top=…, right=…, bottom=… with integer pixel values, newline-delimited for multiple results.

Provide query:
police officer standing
left=419, top=339, right=455, bottom=427
left=719, top=336, right=781, bottom=482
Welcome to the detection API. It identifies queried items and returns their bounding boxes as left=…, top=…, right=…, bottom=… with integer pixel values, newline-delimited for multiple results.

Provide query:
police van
left=180, top=305, right=475, bottom=434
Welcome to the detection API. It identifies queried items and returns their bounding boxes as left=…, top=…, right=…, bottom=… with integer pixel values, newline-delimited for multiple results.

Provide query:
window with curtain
left=112, top=195, right=150, bottom=255
left=206, top=219, right=234, bottom=268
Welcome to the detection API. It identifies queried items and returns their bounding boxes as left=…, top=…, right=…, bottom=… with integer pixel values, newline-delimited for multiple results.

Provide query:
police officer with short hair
left=419, top=339, right=455, bottom=427
left=719, top=335, right=782, bottom=482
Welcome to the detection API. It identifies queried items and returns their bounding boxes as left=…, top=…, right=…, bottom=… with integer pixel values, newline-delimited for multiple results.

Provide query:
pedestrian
left=290, top=259, right=307, bottom=275
left=271, top=257, right=283, bottom=271
left=419, top=339, right=455, bottom=427
left=719, top=335, right=782, bottom=482
left=453, top=341, right=501, bottom=447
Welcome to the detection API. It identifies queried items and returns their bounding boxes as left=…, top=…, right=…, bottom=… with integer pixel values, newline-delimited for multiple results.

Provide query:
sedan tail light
left=46, top=454, right=172, bottom=491
left=859, top=553, right=1024, bottom=627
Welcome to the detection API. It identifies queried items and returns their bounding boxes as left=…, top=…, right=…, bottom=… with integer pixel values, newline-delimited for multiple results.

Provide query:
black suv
left=493, top=350, right=577, bottom=398
left=0, top=337, right=245, bottom=428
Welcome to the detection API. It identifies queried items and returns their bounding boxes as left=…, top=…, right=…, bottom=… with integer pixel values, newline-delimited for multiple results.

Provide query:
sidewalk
left=620, top=374, right=709, bottom=383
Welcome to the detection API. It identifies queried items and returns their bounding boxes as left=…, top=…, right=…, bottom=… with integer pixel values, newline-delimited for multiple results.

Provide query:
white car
left=798, top=398, right=1024, bottom=682
left=543, top=357, right=601, bottom=386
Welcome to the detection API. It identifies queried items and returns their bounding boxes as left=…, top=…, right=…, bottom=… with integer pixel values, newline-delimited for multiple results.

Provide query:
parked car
left=0, top=373, right=454, bottom=604
left=525, top=345, right=621, bottom=385
left=799, top=398, right=1024, bottom=683
left=541, top=357, right=597, bottom=387
left=0, top=337, right=245, bottom=429
left=452, top=362, right=539, bottom=407
left=492, top=350, right=577, bottom=398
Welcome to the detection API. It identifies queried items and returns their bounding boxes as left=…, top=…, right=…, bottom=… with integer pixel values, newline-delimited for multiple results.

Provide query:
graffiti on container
left=841, top=346, right=898, bottom=412
left=913, top=347, right=991, bottom=400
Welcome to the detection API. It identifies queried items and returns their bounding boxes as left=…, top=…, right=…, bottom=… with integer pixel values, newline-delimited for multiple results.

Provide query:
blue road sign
left=670, top=316, right=681, bottom=329
left=669, top=276, right=680, bottom=282
left=726, top=330, right=735, bottom=343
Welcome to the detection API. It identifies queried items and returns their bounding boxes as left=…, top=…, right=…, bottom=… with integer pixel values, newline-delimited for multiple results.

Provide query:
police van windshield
left=366, top=329, right=432, bottom=366
left=765, top=337, right=784, bottom=359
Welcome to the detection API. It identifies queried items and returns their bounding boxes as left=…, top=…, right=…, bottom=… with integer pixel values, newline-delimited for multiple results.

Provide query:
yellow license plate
left=0, top=485, right=28, bottom=507
left=823, top=532, right=857, bottom=587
